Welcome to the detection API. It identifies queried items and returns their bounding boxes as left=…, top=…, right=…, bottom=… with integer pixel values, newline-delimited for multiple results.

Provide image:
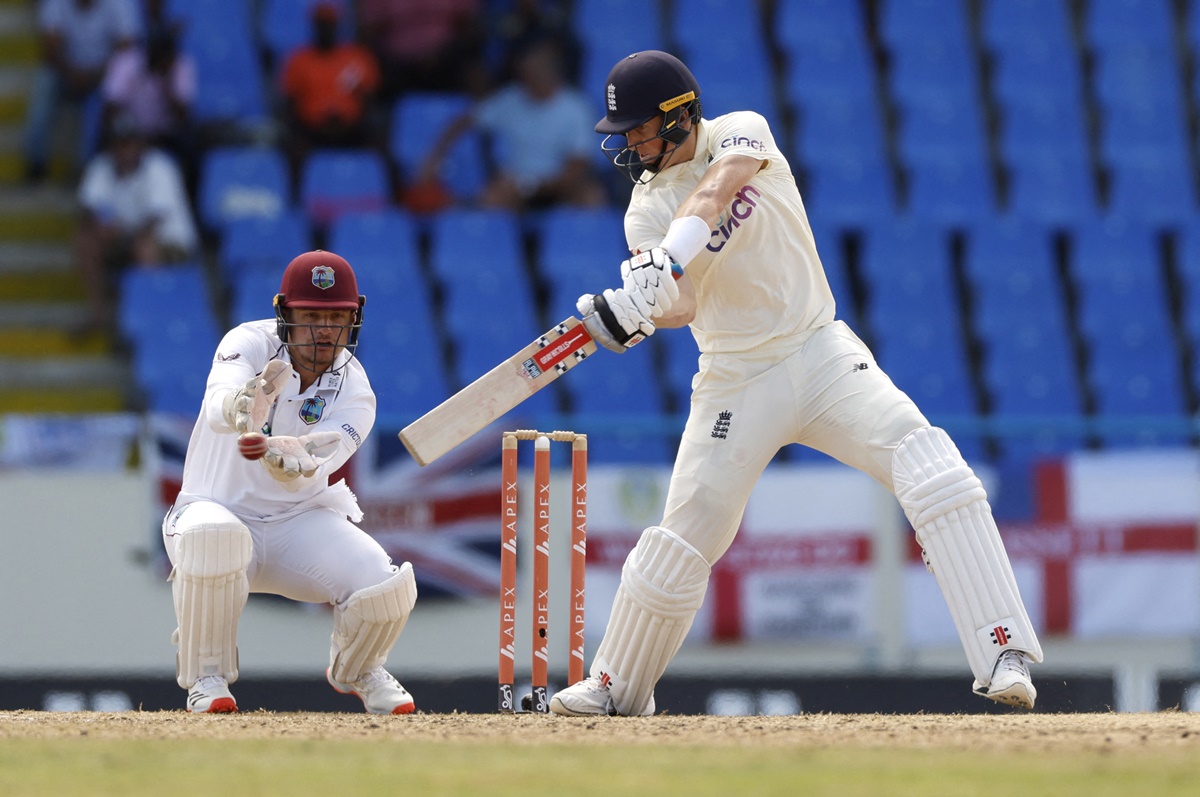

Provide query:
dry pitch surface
left=3, top=708, right=1200, bottom=749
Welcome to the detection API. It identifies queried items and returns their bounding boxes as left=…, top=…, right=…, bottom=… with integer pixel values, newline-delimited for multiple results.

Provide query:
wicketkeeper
left=162, top=250, right=418, bottom=714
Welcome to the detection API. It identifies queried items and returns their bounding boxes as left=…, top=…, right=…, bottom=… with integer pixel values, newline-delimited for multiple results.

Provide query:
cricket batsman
left=552, top=51, right=1042, bottom=716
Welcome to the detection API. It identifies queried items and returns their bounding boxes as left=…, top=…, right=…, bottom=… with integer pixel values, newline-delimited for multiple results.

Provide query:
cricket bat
left=399, top=316, right=598, bottom=466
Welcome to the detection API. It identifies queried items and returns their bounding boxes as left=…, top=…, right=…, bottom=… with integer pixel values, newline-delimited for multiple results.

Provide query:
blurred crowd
left=25, top=0, right=616, bottom=334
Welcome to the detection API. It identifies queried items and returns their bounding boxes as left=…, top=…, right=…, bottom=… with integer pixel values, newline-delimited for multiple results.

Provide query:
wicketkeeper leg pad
left=329, top=562, right=417, bottom=683
left=170, top=507, right=252, bottom=689
left=892, top=427, right=1044, bottom=685
left=591, top=526, right=711, bottom=716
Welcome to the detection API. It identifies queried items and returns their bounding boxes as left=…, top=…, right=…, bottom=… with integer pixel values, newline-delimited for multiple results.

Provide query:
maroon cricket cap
left=278, top=250, right=361, bottom=309
left=595, top=50, right=701, bottom=135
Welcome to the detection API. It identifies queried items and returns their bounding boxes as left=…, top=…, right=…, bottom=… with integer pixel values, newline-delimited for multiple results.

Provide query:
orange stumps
left=498, top=433, right=519, bottom=712
left=498, top=430, right=588, bottom=713
left=530, top=435, right=551, bottom=713
left=569, top=435, right=588, bottom=686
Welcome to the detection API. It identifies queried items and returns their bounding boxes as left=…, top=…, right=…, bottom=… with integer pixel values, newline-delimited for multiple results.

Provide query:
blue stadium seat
left=895, top=96, right=989, bottom=166
left=810, top=222, right=859, bottom=333
left=326, top=209, right=421, bottom=271
left=119, top=264, right=221, bottom=417
left=678, top=43, right=776, bottom=120
left=1099, top=98, right=1190, bottom=164
left=1085, top=0, right=1174, bottom=47
left=535, top=207, right=627, bottom=312
left=782, top=33, right=876, bottom=108
left=989, top=35, right=1085, bottom=107
left=299, top=149, right=391, bottom=227
left=658, top=330, right=702, bottom=408
left=889, top=39, right=978, bottom=110
left=1093, top=47, right=1184, bottom=109
left=804, top=153, right=897, bottom=228
left=1173, top=225, right=1200, bottom=332
left=775, top=0, right=867, bottom=50
left=229, top=268, right=282, bottom=326
left=1005, top=152, right=1098, bottom=226
left=350, top=251, right=450, bottom=424
left=794, top=96, right=887, bottom=165
left=963, top=217, right=1063, bottom=323
left=1070, top=219, right=1188, bottom=444
left=1107, top=150, right=1197, bottom=227
left=427, top=210, right=550, bottom=413
left=879, top=0, right=969, bottom=46
left=905, top=155, right=996, bottom=225
left=427, top=209, right=527, bottom=285
left=981, top=0, right=1073, bottom=49
left=184, top=28, right=266, bottom=125
left=670, top=0, right=775, bottom=118
left=858, top=218, right=951, bottom=287
left=389, top=93, right=489, bottom=203
left=861, top=223, right=979, bottom=438
left=218, top=209, right=312, bottom=280
left=871, top=318, right=980, bottom=445
left=998, top=94, right=1090, bottom=163
left=561, top=338, right=673, bottom=463
left=197, top=146, right=292, bottom=232
left=575, top=0, right=666, bottom=98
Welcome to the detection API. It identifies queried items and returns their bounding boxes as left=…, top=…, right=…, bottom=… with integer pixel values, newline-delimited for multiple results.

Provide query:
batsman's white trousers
left=164, top=502, right=399, bottom=605
left=662, top=320, right=929, bottom=563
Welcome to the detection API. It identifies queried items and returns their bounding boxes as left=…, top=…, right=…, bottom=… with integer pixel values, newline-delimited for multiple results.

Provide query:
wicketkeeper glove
left=621, top=247, right=680, bottom=318
left=222, top=360, right=293, bottom=434
left=260, top=431, right=342, bottom=484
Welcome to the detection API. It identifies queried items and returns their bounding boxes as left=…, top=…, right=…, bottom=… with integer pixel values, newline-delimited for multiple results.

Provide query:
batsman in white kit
left=551, top=51, right=1042, bottom=716
left=162, top=250, right=418, bottom=714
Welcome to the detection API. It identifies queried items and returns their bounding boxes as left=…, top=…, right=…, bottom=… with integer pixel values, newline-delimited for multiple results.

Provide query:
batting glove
left=577, top=288, right=655, bottom=354
left=222, top=360, right=293, bottom=434
left=621, top=247, right=680, bottom=318
left=260, top=431, right=342, bottom=484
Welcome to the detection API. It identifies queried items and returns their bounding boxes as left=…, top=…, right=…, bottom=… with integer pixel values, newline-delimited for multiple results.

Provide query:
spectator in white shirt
left=74, top=112, right=197, bottom=333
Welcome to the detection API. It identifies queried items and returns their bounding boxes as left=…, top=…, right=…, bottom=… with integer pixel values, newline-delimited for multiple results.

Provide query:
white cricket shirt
left=624, top=111, right=836, bottom=354
left=174, top=320, right=377, bottom=522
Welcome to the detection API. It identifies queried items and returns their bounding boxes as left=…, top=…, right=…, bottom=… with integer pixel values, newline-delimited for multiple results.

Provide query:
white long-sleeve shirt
left=175, top=320, right=376, bottom=522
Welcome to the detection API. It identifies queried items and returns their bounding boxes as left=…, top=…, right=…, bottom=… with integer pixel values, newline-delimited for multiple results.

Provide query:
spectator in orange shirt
left=279, top=2, right=382, bottom=174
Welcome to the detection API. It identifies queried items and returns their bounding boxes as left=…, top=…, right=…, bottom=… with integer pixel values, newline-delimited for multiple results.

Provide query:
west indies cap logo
left=311, top=265, right=336, bottom=290
left=299, top=395, right=326, bottom=425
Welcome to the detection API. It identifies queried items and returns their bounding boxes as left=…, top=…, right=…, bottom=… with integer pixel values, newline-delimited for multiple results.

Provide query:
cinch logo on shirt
left=707, top=184, right=762, bottom=253
left=720, top=135, right=766, bottom=151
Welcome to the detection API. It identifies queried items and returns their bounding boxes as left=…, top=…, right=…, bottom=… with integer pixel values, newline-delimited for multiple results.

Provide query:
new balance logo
left=990, top=625, right=1011, bottom=646
left=852, top=362, right=869, bottom=372
left=711, top=410, right=733, bottom=439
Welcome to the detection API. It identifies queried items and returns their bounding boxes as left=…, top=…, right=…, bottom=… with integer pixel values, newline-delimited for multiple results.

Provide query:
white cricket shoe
left=187, top=675, right=238, bottom=714
left=549, top=675, right=655, bottom=717
left=327, top=666, right=416, bottom=715
left=973, top=650, right=1036, bottom=709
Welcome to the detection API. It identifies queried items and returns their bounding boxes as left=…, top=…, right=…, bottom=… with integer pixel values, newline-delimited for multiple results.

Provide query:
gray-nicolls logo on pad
left=607, top=83, right=617, bottom=111
left=711, top=411, right=732, bottom=439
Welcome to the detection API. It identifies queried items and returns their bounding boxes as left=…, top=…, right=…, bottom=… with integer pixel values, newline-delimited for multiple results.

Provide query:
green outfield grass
left=1, top=738, right=1198, bottom=797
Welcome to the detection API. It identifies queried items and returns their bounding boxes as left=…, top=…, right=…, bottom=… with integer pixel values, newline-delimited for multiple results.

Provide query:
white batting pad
left=892, top=427, right=1043, bottom=684
left=591, top=526, right=711, bottom=716
left=171, top=511, right=252, bottom=688
left=329, top=562, right=417, bottom=683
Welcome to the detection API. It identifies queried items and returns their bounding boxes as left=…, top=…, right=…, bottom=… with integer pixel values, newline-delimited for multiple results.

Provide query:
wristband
left=659, top=215, right=711, bottom=269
